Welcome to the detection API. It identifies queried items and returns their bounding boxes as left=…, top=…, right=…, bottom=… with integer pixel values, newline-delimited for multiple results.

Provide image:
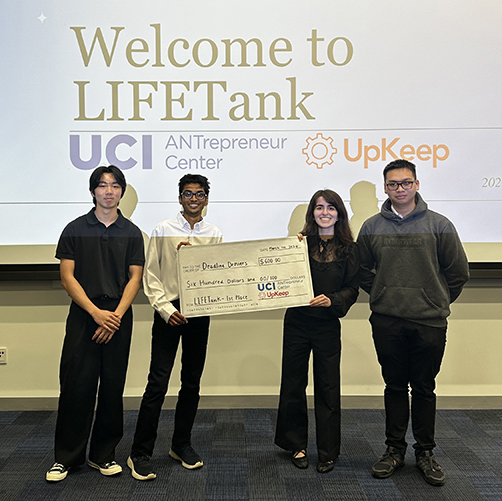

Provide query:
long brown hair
left=301, top=190, right=354, bottom=254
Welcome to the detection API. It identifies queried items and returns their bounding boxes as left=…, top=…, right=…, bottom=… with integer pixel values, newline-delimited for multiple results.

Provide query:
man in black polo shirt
left=46, top=165, right=144, bottom=482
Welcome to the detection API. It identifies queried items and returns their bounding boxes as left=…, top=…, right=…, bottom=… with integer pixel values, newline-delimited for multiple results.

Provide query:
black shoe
left=416, top=450, right=445, bottom=486
left=317, top=460, right=334, bottom=473
left=46, top=463, right=69, bottom=482
left=87, top=460, right=122, bottom=476
left=169, top=445, right=203, bottom=469
left=127, top=456, right=157, bottom=481
left=371, top=446, right=405, bottom=479
left=292, top=450, right=308, bottom=469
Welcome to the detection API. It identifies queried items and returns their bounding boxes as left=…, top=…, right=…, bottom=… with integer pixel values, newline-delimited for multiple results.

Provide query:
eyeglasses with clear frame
left=385, top=180, right=416, bottom=191
left=181, top=190, right=207, bottom=200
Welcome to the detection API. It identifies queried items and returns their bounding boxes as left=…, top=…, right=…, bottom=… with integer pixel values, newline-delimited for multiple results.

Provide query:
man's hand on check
left=310, top=294, right=331, bottom=308
left=177, top=241, right=192, bottom=250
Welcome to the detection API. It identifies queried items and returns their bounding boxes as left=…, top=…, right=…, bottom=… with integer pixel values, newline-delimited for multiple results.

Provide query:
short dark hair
left=178, top=174, right=210, bottom=196
left=302, top=189, right=353, bottom=247
left=89, top=165, right=127, bottom=205
left=383, top=159, right=416, bottom=181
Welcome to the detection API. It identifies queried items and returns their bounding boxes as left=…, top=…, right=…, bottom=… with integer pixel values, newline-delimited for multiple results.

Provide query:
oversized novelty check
left=178, top=237, right=313, bottom=317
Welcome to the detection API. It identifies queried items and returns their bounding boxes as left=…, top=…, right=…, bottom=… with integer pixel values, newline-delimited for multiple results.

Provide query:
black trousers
left=275, top=308, right=341, bottom=462
left=370, top=312, right=447, bottom=456
left=131, top=308, right=210, bottom=457
left=54, top=299, right=132, bottom=467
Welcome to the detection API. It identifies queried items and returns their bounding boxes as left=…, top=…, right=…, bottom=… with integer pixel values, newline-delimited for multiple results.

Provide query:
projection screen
left=1, top=0, right=501, bottom=266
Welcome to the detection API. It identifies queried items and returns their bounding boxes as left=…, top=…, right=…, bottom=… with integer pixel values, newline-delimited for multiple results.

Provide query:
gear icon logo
left=302, top=133, right=337, bottom=169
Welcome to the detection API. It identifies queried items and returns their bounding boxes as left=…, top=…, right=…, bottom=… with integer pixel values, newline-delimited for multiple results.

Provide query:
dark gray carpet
left=1, top=408, right=501, bottom=500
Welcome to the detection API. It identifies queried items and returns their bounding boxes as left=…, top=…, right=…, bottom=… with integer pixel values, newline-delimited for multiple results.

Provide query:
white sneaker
left=87, top=459, right=122, bottom=476
left=46, top=463, right=69, bottom=482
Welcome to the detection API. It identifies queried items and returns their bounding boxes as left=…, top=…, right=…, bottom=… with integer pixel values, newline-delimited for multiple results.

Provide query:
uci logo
left=257, top=282, right=276, bottom=291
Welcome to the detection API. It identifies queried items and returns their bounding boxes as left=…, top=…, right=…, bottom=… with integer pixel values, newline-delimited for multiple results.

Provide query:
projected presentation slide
left=1, top=0, right=501, bottom=263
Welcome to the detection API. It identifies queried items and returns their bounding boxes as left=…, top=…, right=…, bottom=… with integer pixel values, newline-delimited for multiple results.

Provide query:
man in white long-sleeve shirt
left=127, top=174, right=222, bottom=481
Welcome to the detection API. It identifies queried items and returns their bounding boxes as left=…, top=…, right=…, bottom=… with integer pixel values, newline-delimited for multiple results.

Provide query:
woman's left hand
left=310, top=294, right=331, bottom=308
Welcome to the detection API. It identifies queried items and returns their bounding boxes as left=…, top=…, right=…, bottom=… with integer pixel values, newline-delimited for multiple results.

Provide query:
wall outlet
left=0, top=347, right=7, bottom=364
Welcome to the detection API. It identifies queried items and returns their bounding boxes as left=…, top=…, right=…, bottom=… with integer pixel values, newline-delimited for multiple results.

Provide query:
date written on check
left=178, top=237, right=314, bottom=317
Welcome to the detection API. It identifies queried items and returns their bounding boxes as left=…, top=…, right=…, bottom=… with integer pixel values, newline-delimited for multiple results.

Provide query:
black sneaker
left=416, top=450, right=445, bottom=486
left=127, top=455, right=157, bottom=481
left=371, top=446, right=405, bottom=478
left=46, top=463, right=69, bottom=482
left=169, top=445, right=203, bottom=469
left=87, top=459, right=122, bottom=476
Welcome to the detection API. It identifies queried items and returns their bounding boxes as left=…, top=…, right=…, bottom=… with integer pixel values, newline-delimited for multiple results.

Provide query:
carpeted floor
left=1, top=408, right=501, bottom=500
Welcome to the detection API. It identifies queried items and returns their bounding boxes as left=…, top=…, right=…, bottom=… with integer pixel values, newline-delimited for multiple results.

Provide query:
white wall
left=1, top=282, right=501, bottom=403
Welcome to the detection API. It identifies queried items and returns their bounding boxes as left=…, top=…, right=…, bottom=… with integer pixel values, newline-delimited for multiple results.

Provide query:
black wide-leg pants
left=370, top=312, right=447, bottom=456
left=55, top=299, right=132, bottom=467
left=131, top=307, right=210, bottom=457
left=275, top=308, right=341, bottom=462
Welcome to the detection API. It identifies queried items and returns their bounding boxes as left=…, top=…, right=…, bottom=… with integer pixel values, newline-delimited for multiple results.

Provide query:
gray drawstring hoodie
left=357, top=193, right=469, bottom=327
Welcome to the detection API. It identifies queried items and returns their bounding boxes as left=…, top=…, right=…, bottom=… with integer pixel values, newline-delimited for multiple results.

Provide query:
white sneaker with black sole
left=87, top=460, right=122, bottom=476
left=46, top=463, right=69, bottom=482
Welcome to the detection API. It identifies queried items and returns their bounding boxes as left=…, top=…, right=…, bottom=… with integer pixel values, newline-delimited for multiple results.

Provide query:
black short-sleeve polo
left=56, top=209, right=145, bottom=300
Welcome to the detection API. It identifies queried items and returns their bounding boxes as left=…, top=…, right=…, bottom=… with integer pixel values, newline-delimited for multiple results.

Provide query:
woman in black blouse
left=275, top=189, right=360, bottom=473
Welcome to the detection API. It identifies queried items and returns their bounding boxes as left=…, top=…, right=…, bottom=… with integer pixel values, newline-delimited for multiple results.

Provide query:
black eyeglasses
left=386, top=181, right=415, bottom=191
left=181, top=190, right=207, bottom=200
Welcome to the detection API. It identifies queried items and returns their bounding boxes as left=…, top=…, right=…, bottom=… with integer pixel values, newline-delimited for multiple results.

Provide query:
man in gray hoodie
left=357, top=159, right=469, bottom=486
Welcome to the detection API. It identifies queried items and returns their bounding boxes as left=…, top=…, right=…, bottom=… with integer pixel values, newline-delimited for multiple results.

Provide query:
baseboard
left=2, top=395, right=502, bottom=411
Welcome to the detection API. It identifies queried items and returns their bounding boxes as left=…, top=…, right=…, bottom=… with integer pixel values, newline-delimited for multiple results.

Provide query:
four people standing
left=48, top=161, right=469, bottom=487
